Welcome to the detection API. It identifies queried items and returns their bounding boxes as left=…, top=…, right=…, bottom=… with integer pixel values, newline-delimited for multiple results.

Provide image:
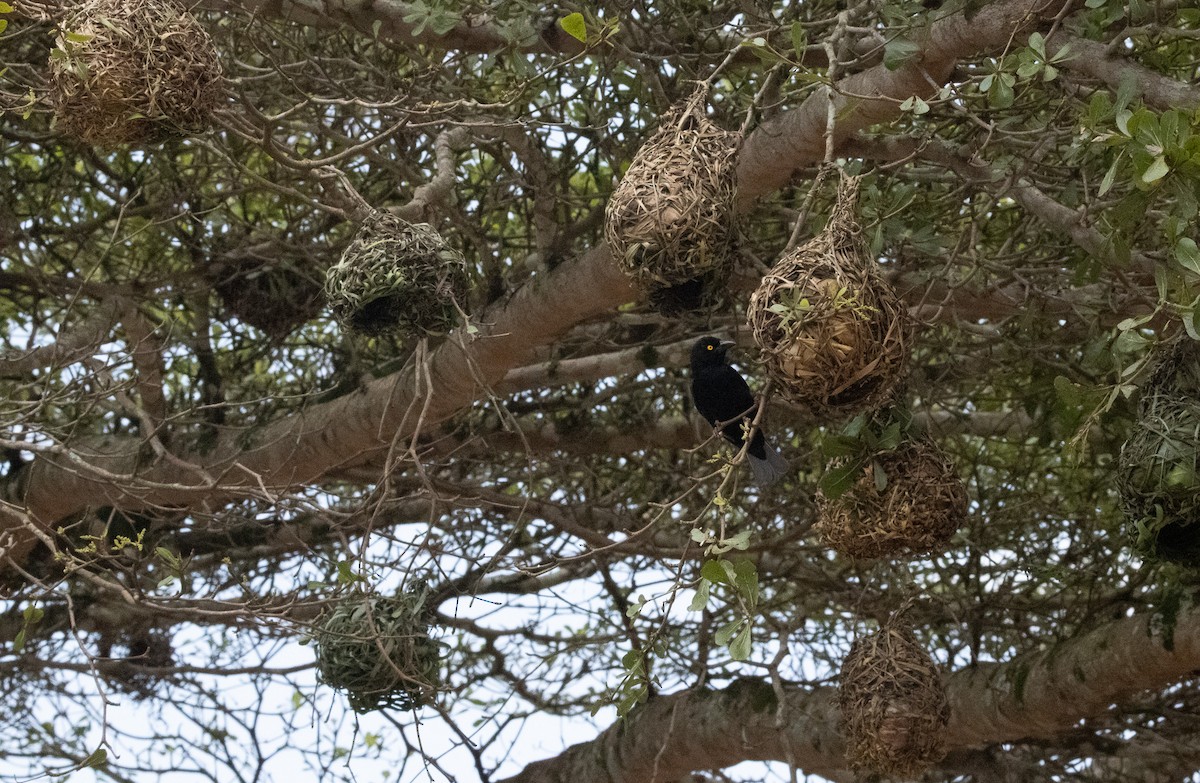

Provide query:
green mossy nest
left=838, top=617, right=949, bottom=778
left=747, top=174, right=910, bottom=419
left=325, top=212, right=468, bottom=336
left=47, top=0, right=224, bottom=147
left=603, top=87, right=741, bottom=313
left=314, top=590, right=441, bottom=713
left=209, top=243, right=325, bottom=339
left=1119, top=338, right=1200, bottom=565
left=815, top=440, right=967, bottom=560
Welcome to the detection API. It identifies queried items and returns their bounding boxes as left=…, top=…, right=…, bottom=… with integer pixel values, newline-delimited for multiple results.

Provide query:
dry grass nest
left=604, top=87, right=741, bottom=313
left=748, top=175, right=910, bottom=419
left=838, top=618, right=949, bottom=778
left=815, top=440, right=967, bottom=560
left=314, top=590, right=441, bottom=713
left=47, top=0, right=224, bottom=146
left=208, top=242, right=325, bottom=339
left=1119, top=338, right=1200, bottom=565
left=325, top=212, right=469, bottom=336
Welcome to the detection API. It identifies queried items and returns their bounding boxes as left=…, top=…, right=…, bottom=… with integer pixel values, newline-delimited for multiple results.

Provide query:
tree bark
left=503, top=604, right=1200, bottom=782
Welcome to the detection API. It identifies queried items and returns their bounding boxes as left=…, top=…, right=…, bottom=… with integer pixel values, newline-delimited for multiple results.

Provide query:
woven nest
left=47, top=0, right=224, bottom=146
left=314, top=590, right=441, bottom=713
left=748, top=175, right=910, bottom=418
left=838, top=618, right=949, bottom=777
left=325, top=212, right=468, bottom=336
left=815, top=440, right=967, bottom=560
left=1119, top=338, right=1200, bottom=565
left=604, top=87, right=741, bottom=313
left=209, top=244, right=325, bottom=339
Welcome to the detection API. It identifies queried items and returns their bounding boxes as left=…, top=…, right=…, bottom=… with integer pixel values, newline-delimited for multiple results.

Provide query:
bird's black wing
left=691, top=364, right=758, bottom=449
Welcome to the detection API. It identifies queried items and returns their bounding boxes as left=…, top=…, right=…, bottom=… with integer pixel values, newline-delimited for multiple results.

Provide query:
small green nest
left=1119, top=338, right=1200, bottom=565
left=209, top=243, right=325, bottom=339
left=815, top=440, right=967, bottom=560
left=838, top=617, right=949, bottom=777
left=325, top=212, right=468, bottom=336
left=47, top=0, right=224, bottom=146
left=604, top=87, right=741, bottom=314
left=314, top=590, right=441, bottom=713
left=748, top=175, right=910, bottom=418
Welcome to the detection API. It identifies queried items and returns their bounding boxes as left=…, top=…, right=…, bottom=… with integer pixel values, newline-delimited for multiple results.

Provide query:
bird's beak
left=719, top=340, right=737, bottom=351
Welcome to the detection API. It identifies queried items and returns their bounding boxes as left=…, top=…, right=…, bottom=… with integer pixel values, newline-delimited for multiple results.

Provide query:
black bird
left=690, top=336, right=789, bottom=486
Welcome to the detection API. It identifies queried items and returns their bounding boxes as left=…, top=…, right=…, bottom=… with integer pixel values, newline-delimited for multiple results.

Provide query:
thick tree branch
left=504, top=604, right=1200, bottom=782
left=1048, top=32, right=1200, bottom=111
left=736, top=0, right=1079, bottom=204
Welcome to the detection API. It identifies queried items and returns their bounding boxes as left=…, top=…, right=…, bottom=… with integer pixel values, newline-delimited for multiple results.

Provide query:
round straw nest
left=604, top=87, right=741, bottom=314
left=314, top=589, right=441, bottom=713
left=209, top=242, right=325, bottom=339
left=838, top=617, right=949, bottom=777
left=325, top=212, right=469, bottom=336
left=815, top=440, right=967, bottom=560
left=1119, top=338, right=1200, bottom=565
left=47, top=0, right=224, bottom=147
left=748, top=175, right=910, bottom=418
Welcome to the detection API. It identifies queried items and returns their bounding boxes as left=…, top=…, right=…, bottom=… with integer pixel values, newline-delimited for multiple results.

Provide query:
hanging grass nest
left=1119, top=338, right=1200, bottom=565
left=314, top=588, right=441, bottom=713
left=603, top=86, right=741, bottom=314
left=46, top=0, right=224, bottom=147
left=815, top=440, right=967, bottom=560
left=838, top=616, right=949, bottom=777
left=747, top=174, right=910, bottom=419
left=208, top=242, right=326, bottom=339
left=325, top=212, right=468, bottom=336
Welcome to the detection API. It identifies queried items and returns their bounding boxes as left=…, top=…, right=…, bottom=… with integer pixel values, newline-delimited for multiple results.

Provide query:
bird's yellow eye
left=707, top=345, right=713, bottom=350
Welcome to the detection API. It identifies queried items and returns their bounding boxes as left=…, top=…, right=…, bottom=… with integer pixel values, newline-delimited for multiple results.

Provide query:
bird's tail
left=748, top=441, right=789, bottom=486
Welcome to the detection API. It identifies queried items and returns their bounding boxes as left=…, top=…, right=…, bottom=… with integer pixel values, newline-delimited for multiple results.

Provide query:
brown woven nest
left=604, top=87, right=741, bottom=313
left=314, top=589, right=441, bottom=714
left=748, top=174, right=910, bottom=418
left=208, top=242, right=325, bottom=339
left=838, top=616, right=949, bottom=777
left=325, top=212, right=469, bottom=336
left=47, top=0, right=224, bottom=147
left=815, top=440, right=967, bottom=560
left=1119, top=338, right=1200, bottom=565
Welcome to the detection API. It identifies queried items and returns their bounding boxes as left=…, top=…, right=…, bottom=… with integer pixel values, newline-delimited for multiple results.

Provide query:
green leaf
left=714, top=619, right=742, bottom=646
left=701, top=558, right=732, bottom=585
left=65, top=32, right=94, bottom=43
left=1175, top=237, right=1200, bottom=275
left=729, top=625, right=752, bottom=661
left=559, top=12, right=587, bottom=43
left=0, top=2, right=14, bottom=12
left=1027, top=31, right=1046, bottom=57
left=883, top=37, right=920, bottom=70
left=291, top=690, right=304, bottom=710
left=625, top=594, right=646, bottom=618
left=689, top=579, right=710, bottom=611
left=988, top=75, right=1014, bottom=108
left=1142, top=155, right=1170, bottom=183
left=790, top=22, right=807, bottom=60
left=732, top=559, right=759, bottom=606
left=13, top=628, right=25, bottom=653
left=82, top=748, right=107, bottom=769
left=722, top=530, right=751, bottom=551
left=872, top=460, right=889, bottom=492
left=1099, top=155, right=1121, bottom=196
left=820, top=461, right=861, bottom=498
left=1053, top=375, right=1081, bottom=406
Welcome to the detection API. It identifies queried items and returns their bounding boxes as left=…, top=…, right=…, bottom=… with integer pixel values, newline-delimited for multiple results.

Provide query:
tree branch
left=504, top=604, right=1200, bottom=782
